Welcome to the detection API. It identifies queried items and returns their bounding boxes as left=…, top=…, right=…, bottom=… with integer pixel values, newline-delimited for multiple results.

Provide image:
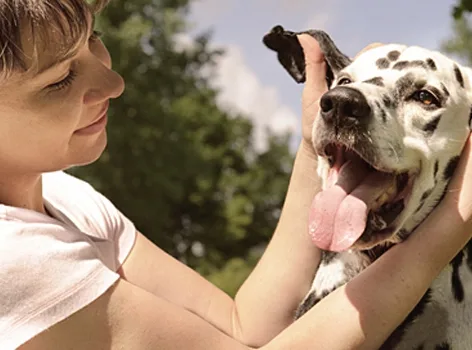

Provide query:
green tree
left=70, top=0, right=295, bottom=295
left=452, top=0, right=472, bottom=19
left=442, top=2, right=472, bottom=64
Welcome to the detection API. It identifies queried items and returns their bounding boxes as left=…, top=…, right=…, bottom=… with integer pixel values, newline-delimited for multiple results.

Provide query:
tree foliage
left=71, top=0, right=295, bottom=294
left=441, top=1, right=472, bottom=67
left=452, top=0, right=472, bottom=19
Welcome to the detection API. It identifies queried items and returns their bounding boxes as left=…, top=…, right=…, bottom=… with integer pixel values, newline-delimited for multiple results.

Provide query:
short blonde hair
left=0, top=0, right=110, bottom=77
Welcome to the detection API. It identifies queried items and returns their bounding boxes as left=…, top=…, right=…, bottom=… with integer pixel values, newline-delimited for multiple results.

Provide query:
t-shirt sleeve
left=0, top=221, right=121, bottom=350
left=42, top=171, right=137, bottom=270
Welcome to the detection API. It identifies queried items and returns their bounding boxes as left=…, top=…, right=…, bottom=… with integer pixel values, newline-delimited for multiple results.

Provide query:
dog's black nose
left=320, top=87, right=371, bottom=126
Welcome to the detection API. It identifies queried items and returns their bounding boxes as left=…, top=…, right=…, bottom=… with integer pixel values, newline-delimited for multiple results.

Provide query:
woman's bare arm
left=21, top=154, right=472, bottom=350
left=118, top=145, right=322, bottom=347
left=118, top=35, right=329, bottom=347
left=119, top=36, right=472, bottom=348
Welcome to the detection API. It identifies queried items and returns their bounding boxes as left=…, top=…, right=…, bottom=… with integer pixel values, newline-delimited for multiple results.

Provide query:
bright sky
left=188, top=0, right=459, bottom=152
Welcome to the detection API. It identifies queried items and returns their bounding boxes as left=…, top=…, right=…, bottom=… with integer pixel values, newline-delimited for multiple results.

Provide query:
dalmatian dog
left=263, top=25, right=472, bottom=349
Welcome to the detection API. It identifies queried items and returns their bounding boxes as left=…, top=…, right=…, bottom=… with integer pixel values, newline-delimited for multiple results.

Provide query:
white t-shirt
left=0, top=170, right=137, bottom=349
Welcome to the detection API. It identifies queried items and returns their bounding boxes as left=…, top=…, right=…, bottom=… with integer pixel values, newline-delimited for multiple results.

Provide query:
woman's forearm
left=233, top=144, right=324, bottom=346
left=263, top=193, right=472, bottom=350
left=265, top=136, right=472, bottom=349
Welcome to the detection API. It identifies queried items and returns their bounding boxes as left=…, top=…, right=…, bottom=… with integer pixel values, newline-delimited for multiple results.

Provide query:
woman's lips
left=75, top=101, right=109, bottom=135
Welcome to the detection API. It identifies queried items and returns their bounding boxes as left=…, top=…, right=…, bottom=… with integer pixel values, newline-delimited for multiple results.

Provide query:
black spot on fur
left=415, top=189, right=433, bottom=213
left=387, top=50, right=401, bottom=61
left=441, top=83, right=450, bottom=97
left=415, top=345, right=425, bottom=350
left=397, top=229, right=410, bottom=241
left=294, top=292, right=319, bottom=319
left=434, top=160, right=439, bottom=179
left=469, top=107, right=472, bottom=130
left=454, top=64, right=465, bottom=88
left=392, top=60, right=428, bottom=70
left=451, top=250, right=465, bottom=302
left=444, top=155, right=460, bottom=180
left=423, top=115, right=441, bottom=135
left=438, top=186, right=449, bottom=203
left=426, top=58, right=437, bottom=70
left=466, top=241, right=472, bottom=272
left=381, top=289, right=432, bottom=349
left=295, top=288, right=334, bottom=319
left=415, top=202, right=425, bottom=214
left=382, top=95, right=394, bottom=108
left=375, top=101, right=387, bottom=122
left=421, top=190, right=432, bottom=202
left=364, top=77, right=384, bottom=87
left=364, top=244, right=391, bottom=262
left=395, top=73, right=415, bottom=97
left=379, top=109, right=387, bottom=123
left=392, top=60, right=409, bottom=70
left=321, top=251, right=337, bottom=263
left=435, top=342, right=451, bottom=350
left=376, top=58, right=390, bottom=69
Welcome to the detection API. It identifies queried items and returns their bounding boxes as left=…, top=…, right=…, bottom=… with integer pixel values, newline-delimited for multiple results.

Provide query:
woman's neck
left=0, top=172, right=45, bottom=214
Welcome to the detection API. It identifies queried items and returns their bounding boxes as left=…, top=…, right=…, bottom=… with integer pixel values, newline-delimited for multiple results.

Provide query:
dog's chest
left=304, top=245, right=472, bottom=349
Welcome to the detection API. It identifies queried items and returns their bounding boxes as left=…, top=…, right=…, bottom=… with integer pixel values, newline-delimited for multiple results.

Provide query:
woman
left=0, top=1, right=471, bottom=349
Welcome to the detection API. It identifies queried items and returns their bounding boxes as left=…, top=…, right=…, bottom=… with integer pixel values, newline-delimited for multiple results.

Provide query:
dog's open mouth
left=309, top=143, right=415, bottom=252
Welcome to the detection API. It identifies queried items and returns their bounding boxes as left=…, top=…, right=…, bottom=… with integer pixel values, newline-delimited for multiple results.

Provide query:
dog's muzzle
left=320, top=87, right=372, bottom=128
left=309, top=87, right=415, bottom=252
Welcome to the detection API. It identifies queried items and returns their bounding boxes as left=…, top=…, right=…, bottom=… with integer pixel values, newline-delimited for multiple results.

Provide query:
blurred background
left=71, top=0, right=472, bottom=296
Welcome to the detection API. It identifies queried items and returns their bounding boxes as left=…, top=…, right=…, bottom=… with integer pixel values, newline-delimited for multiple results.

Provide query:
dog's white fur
left=303, top=44, right=472, bottom=349
left=314, top=44, right=471, bottom=246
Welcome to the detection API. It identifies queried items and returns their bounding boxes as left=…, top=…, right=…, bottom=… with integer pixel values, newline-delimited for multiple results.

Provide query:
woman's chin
left=69, top=132, right=108, bottom=167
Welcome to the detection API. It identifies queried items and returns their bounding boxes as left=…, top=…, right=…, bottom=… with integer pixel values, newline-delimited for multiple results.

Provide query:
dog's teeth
left=372, top=183, right=398, bottom=210
left=374, top=192, right=390, bottom=209
left=386, top=185, right=396, bottom=197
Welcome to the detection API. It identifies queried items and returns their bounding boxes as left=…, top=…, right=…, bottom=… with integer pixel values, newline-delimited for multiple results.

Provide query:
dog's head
left=264, top=26, right=472, bottom=252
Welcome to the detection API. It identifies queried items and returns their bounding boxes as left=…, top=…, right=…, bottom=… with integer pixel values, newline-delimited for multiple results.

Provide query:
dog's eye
left=338, top=77, right=352, bottom=85
left=412, top=90, right=440, bottom=107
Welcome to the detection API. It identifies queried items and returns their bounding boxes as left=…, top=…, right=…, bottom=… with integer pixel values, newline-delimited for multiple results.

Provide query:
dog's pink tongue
left=309, top=160, right=394, bottom=252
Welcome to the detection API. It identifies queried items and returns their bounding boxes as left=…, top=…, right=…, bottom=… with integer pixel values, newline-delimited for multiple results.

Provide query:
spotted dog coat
left=264, top=26, right=472, bottom=349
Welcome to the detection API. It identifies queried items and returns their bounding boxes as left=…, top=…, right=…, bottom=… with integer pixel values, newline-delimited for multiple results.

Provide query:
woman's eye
left=337, top=77, right=352, bottom=85
left=412, top=90, right=440, bottom=107
left=45, top=30, right=102, bottom=92
left=47, top=70, right=77, bottom=91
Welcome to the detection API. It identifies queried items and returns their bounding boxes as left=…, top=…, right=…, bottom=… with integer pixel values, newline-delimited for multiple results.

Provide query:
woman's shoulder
left=42, top=170, right=133, bottom=238
left=0, top=213, right=121, bottom=349
left=0, top=172, right=135, bottom=349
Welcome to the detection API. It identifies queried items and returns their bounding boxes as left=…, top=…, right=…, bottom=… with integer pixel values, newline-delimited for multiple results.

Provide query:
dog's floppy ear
left=262, top=25, right=351, bottom=87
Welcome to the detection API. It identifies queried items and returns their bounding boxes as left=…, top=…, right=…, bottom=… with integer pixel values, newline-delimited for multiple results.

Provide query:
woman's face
left=0, top=16, right=125, bottom=175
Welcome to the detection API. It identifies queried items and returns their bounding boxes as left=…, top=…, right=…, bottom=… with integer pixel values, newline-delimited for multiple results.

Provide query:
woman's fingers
left=297, top=34, right=329, bottom=102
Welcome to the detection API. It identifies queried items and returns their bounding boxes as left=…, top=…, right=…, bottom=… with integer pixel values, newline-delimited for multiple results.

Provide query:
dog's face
left=263, top=27, right=472, bottom=252
left=312, top=44, right=472, bottom=251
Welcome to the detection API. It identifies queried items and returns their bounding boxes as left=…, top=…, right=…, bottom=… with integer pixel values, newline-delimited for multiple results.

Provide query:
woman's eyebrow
left=35, top=14, right=95, bottom=76
left=36, top=50, right=79, bottom=75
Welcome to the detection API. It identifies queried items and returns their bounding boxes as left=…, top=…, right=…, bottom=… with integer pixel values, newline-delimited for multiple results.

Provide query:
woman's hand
left=400, top=132, right=472, bottom=274
left=297, top=34, right=329, bottom=155
left=296, top=35, right=383, bottom=156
